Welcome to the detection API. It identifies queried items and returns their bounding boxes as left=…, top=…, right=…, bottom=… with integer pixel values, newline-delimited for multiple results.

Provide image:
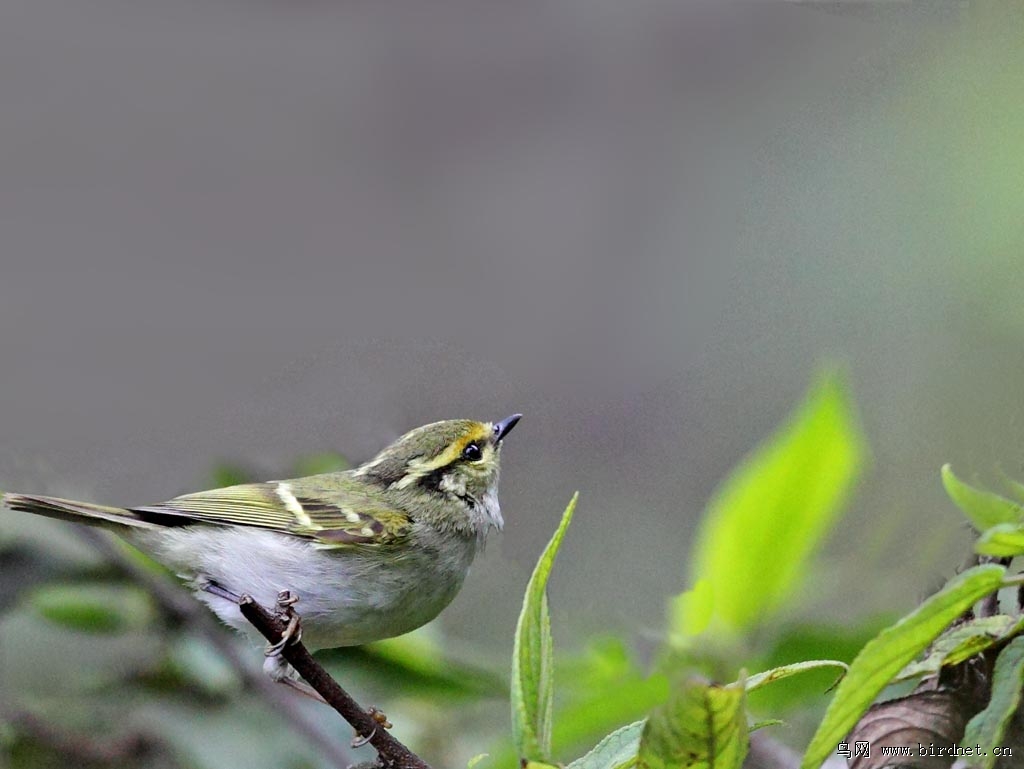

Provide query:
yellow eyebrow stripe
left=392, top=424, right=491, bottom=489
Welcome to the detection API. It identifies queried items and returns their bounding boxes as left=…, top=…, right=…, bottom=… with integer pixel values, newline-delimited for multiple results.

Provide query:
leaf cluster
left=9, top=374, right=1024, bottom=769
left=505, top=372, right=1024, bottom=769
left=508, top=371, right=867, bottom=769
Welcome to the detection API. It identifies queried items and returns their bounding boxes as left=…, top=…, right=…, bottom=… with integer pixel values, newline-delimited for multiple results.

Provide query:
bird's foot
left=261, top=653, right=327, bottom=704
left=350, top=708, right=392, bottom=748
left=264, top=589, right=302, bottom=657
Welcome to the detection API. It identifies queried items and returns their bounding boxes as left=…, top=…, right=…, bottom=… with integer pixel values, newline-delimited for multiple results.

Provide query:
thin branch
left=238, top=594, right=432, bottom=769
left=73, top=527, right=354, bottom=769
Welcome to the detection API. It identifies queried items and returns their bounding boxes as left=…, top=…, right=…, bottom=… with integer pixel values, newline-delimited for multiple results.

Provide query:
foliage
left=510, top=374, right=1024, bottom=769
left=684, top=370, right=864, bottom=635
left=510, top=371, right=868, bottom=769
left=511, top=492, right=577, bottom=762
left=7, top=374, right=1024, bottom=769
left=960, top=636, right=1024, bottom=769
left=801, top=564, right=1006, bottom=769
left=942, top=464, right=1021, bottom=532
left=794, top=468, right=1024, bottom=768
left=565, top=721, right=644, bottom=769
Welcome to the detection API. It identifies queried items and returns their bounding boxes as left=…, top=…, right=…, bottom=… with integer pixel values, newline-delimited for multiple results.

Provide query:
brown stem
left=238, top=595, right=432, bottom=769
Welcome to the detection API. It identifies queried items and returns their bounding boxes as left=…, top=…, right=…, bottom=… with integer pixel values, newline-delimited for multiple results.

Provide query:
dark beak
left=493, top=413, right=522, bottom=442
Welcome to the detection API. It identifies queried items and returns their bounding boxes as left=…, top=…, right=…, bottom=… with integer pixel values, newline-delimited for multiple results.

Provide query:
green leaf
left=566, top=721, right=645, bottom=769
left=975, top=522, right=1024, bottom=557
left=800, top=563, right=1006, bottom=769
left=512, top=492, right=578, bottom=763
left=895, top=615, right=1024, bottom=682
left=747, top=619, right=890, bottom=714
left=743, top=660, right=847, bottom=693
left=28, top=582, right=156, bottom=634
left=961, top=636, right=1024, bottom=769
left=942, top=464, right=1022, bottom=532
left=491, top=638, right=667, bottom=768
left=685, top=370, right=864, bottom=635
left=638, top=678, right=748, bottom=769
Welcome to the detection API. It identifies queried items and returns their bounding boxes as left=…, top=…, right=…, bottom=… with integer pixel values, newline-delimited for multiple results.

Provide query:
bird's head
left=356, top=414, right=521, bottom=529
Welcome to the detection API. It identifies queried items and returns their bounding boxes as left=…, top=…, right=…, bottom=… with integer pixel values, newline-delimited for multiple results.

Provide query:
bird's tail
left=3, top=493, right=155, bottom=531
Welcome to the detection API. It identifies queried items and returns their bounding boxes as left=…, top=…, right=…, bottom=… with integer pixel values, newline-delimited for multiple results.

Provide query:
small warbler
left=3, top=414, right=521, bottom=694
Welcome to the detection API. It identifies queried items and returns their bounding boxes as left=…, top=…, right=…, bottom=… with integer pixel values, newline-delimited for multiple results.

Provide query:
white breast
left=133, top=523, right=481, bottom=650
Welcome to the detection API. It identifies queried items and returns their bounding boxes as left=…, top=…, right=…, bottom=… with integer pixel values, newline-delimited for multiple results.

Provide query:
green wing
left=131, top=476, right=411, bottom=547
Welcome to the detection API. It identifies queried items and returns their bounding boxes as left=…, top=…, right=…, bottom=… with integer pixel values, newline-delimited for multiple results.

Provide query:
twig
left=239, top=594, right=432, bottom=769
left=73, top=527, right=354, bottom=769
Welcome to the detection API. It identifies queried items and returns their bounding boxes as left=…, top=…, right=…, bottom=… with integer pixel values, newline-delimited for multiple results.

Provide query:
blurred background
left=3, top=2, right=1024, bottom=767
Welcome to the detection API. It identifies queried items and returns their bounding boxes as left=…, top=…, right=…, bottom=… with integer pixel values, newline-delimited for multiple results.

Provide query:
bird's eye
left=462, top=443, right=483, bottom=462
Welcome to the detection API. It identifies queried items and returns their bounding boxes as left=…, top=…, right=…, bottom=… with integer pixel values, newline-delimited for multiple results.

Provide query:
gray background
left=1, top=2, right=1022, bottom=668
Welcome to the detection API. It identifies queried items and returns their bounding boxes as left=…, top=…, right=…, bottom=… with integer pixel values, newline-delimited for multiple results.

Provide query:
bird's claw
left=264, top=589, right=302, bottom=657
left=350, top=708, right=392, bottom=748
left=350, top=727, right=376, bottom=748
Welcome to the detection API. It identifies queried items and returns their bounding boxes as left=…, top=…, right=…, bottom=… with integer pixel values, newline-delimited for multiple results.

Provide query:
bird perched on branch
left=4, top=414, right=521, bottom=699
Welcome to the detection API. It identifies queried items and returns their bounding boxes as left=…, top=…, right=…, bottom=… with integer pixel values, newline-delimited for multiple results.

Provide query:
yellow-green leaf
left=566, top=721, right=645, bottom=769
left=639, top=678, right=747, bottom=769
left=895, top=615, right=1023, bottom=683
left=743, top=660, right=847, bottom=693
left=942, top=465, right=1021, bottom=532
left=801, top=564, right=1006, bottom=769
left=512, top=493, right=578, bottom=763
left=961, top=636, right=1024, bottom=769
left=975, top=522, right=1024, bottom=557
left=685, top=370, right=864, bottom=635
left=668, top=579, right=713, bottom=642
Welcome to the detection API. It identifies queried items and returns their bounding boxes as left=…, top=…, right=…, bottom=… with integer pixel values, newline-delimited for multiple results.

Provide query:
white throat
left=471, top=485, right=503, bottom=550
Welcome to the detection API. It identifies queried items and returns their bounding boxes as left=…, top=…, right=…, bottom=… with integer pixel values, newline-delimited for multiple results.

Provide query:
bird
left=3, top=414, right=521, bottom=699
